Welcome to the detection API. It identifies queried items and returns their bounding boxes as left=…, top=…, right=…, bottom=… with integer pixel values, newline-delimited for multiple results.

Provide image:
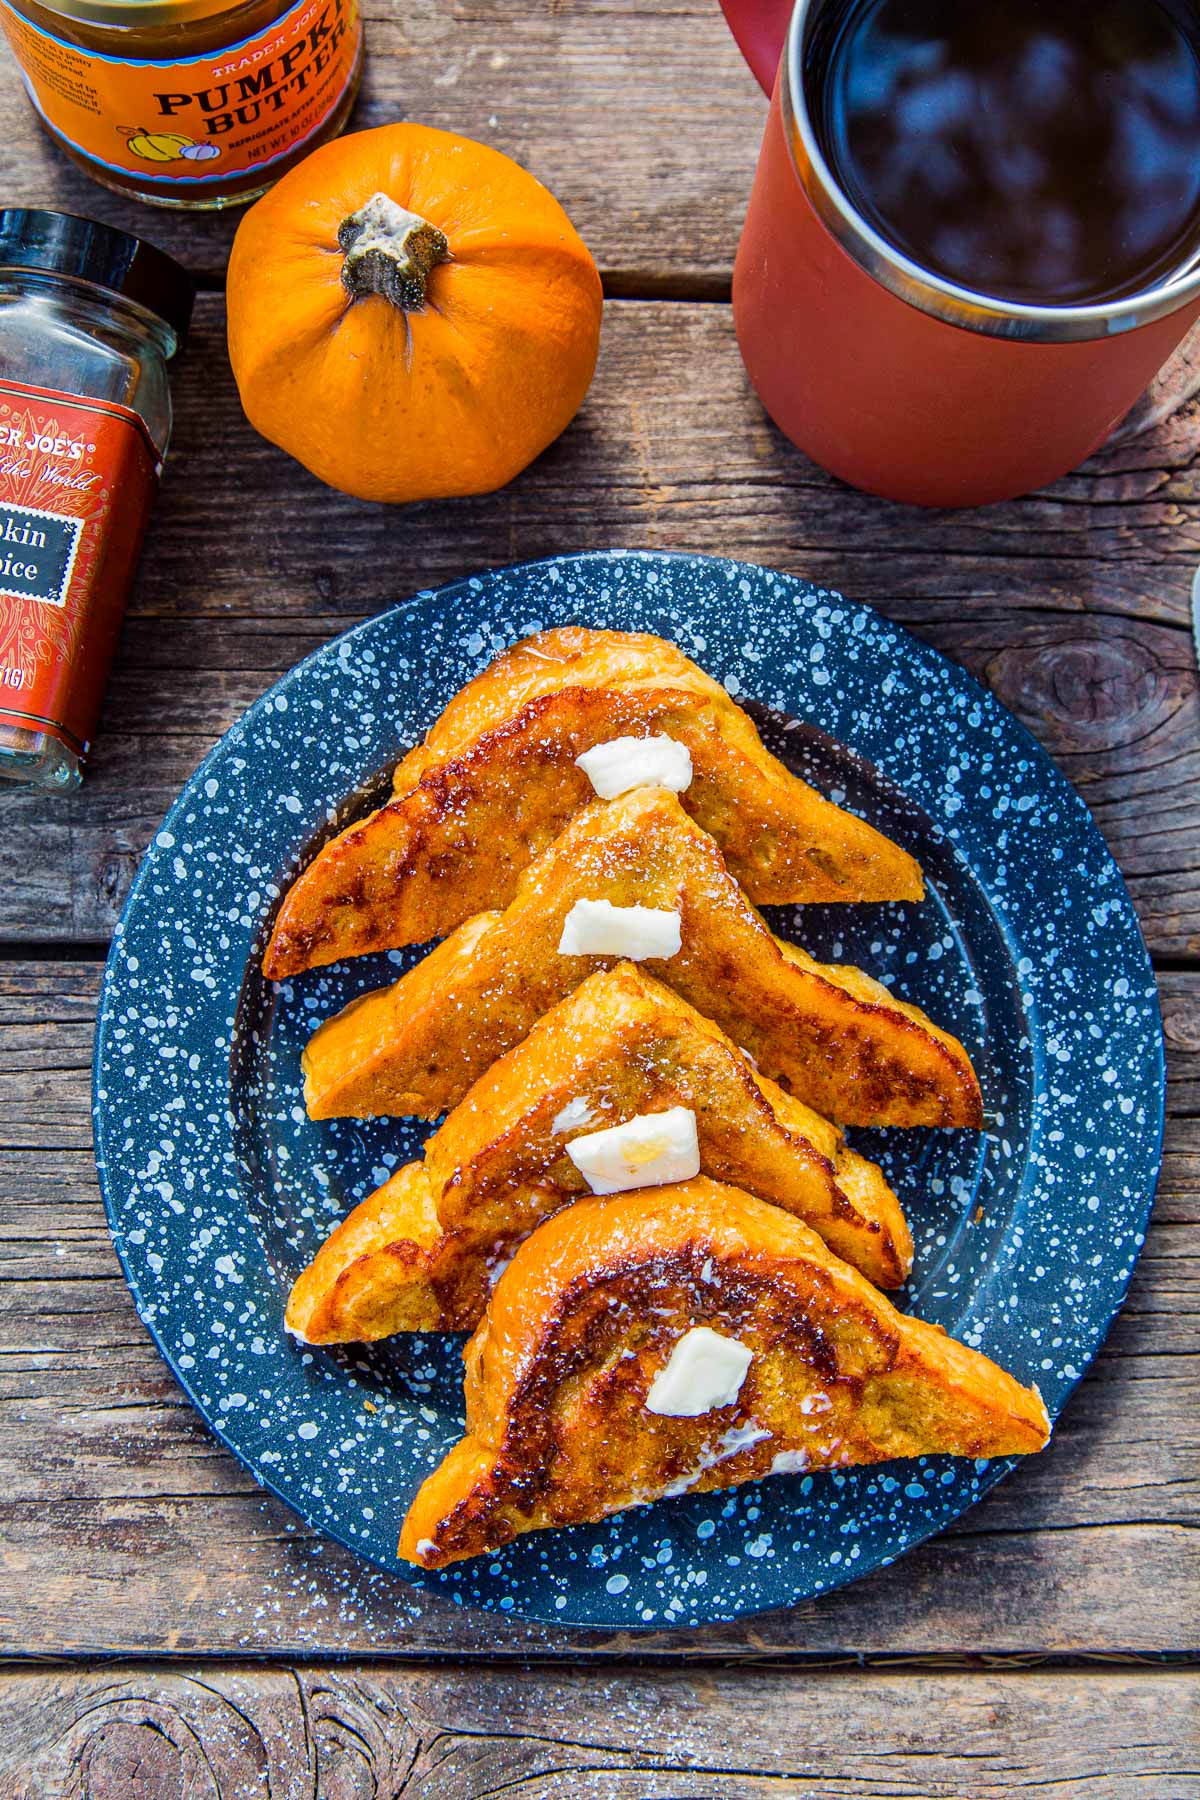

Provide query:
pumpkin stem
left=338, top=192, right=451, bottom=310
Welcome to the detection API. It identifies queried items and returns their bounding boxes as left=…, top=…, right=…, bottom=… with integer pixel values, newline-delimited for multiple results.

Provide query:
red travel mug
left=723, top=0, right=1200, bottom=507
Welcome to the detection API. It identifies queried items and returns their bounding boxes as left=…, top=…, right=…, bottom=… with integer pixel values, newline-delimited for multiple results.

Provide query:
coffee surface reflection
left=812, top=0, right=1200, bottom=305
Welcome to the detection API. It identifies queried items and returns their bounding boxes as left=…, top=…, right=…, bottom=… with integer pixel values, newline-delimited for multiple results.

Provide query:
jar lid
left=0, top=209, right=195, bottom=349
left=15, top=0, right=234, bottom=25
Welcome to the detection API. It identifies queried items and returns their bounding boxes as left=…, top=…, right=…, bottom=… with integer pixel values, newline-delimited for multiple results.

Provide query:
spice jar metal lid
left=0, top=208, right=195, bottom=348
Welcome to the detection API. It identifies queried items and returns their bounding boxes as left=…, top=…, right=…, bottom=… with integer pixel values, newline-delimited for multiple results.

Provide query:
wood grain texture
left=0, top=0, right=762, bottom=284
left=1, top=1663, right=1197, bottom=1799
left=0, top=961, right=1194, bottom=1657
left=0, top=0, right=1194, bottom=1727
left=0, top=295, right=1197, bottom=949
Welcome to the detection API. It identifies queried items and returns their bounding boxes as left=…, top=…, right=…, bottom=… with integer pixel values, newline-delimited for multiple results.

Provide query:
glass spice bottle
left=0, top=208, right=193, bottom=789
left=0, top=0, right=363, bottom=209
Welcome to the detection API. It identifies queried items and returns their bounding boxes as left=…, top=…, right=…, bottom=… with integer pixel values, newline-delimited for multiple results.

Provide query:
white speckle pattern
left=93, top=550, right=1163, bottom=1632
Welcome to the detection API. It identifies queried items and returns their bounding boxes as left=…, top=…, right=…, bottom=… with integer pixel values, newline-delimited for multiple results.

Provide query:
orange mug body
left=729, top=27, right=1200, bottom=507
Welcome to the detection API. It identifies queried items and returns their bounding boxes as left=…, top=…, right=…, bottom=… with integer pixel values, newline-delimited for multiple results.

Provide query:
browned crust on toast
left=398, top=1180, right=1049, bottom=1566
left=285, top=965, right=914, bottom=1343
left=301, top=787, right=981, bottom=1128
left=263, top=628, right=923, bottom=978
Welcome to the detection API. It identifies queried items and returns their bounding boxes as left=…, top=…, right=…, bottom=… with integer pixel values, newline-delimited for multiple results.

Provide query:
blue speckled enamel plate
left=94, top=550, right=1163, bottom=1628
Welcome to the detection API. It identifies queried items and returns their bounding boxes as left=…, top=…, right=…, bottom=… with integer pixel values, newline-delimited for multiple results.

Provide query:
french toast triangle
left=398, top=1180, right=1050, bottom=1568
left=286, top=965, right=913, bottom=1343
left=262, top=627, right=923, bottom=978
left=302, top=786, right=982, bottom=1129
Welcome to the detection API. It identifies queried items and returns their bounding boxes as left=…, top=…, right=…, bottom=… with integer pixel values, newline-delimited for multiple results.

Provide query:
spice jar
left=0, top=0, right=362, bottom=208
left=0, top=209, right=193, bottom=790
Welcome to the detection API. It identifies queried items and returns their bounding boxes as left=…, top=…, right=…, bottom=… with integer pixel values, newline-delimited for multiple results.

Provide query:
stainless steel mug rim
left=782, top=0, right=1200, bottom=343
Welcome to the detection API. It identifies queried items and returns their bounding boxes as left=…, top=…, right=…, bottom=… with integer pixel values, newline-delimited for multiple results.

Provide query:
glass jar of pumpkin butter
left=0, top=0, right=363, bottom=207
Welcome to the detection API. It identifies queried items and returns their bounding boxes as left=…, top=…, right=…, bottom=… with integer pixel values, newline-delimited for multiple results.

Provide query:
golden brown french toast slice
left=286, top=965, right=913, bottom=1342
left=302, top=787, right=980, bottom=1128
left=263, top=627, right=923, bottom=978
left=398, top=1179, right=1049, bottom=1567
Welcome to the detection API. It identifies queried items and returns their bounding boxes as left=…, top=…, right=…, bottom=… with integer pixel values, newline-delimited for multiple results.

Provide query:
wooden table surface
left=1, top=2, right=1198, bottom=1793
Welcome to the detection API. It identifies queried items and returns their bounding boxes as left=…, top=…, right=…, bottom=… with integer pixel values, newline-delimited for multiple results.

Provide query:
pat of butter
left=576, top=734, right=693, bottom=800
left=646, top=1325, right=752, bottom=1417
left=557, top=897, right=681, bottom=960
left=566, top=1105, right=700, bottom=1195
left=552, top=1096, right=598, bottom=1134
left=770, top=1448, right=809, bottom=1475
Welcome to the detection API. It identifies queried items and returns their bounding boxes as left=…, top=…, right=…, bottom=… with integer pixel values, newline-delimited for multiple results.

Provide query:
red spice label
left=0, top=380, right=157, bottom=758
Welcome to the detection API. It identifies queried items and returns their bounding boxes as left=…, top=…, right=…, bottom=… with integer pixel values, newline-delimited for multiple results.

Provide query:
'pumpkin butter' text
left=152, top=0, right=350, bottom=136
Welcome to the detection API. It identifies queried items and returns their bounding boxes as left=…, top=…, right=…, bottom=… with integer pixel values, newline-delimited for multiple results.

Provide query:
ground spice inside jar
left=0, top=208, right=193, bottom=790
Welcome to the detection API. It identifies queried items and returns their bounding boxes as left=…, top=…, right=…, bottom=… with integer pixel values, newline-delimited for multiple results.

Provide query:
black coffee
left=810, top=0, right=1200, bottom=305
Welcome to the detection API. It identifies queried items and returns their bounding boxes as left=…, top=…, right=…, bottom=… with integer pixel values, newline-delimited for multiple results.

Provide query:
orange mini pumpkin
left=226, top=124, right=603, bottom=503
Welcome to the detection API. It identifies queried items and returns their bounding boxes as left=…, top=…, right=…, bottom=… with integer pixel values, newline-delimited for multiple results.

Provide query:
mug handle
left=718, top=0, right=792, bottom=95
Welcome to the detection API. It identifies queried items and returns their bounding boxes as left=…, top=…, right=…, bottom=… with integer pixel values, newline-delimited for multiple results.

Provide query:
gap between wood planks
left=0, top=1651, right=1194, bottom=1671
left=185, top=264, right=735, bottom=298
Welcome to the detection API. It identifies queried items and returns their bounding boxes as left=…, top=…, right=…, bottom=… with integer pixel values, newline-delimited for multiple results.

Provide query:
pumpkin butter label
left=0, top=382, right=157, bottom=758
left=0, top=0, right=361, bottom=186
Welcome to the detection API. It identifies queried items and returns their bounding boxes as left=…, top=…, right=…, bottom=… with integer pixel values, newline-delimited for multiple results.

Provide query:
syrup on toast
left=398, top=1180, right=1049, bottom=1566
left=286, top=964, right=913, bottom=1343
left=263, top=627, right=923, bottom=978
left=302, top=787, right=981, bottom=1128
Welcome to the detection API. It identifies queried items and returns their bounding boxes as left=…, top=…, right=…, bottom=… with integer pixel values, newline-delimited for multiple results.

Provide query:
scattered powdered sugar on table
left=93, top=550, right=1162, bottom=1631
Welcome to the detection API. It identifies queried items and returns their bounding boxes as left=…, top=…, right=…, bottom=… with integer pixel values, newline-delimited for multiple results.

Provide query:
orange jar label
left=0, top=381, right=157, bottom=757
left=0, top=0, right=360, bottom=187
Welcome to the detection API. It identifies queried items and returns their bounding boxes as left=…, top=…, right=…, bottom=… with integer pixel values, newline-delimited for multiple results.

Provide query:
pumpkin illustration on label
left=179, top=143, right=221, bottom=163
left=226, top=123, right=603, bottom=504
left=120, top=128, right=198, bottom=164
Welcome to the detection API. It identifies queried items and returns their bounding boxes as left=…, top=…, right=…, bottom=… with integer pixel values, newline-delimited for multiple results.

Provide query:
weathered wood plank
left=0, top=296, right=1197, bottom=949
left=2, top=1664, right=1197, bottom=1799
left=0, top=0, right=762, bottom=284
left=0, top=961, right=1194, bottom=1655
left=2, top=0, right=1195, bottom=1699
left=132, top=300, right=1200, bottom=627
